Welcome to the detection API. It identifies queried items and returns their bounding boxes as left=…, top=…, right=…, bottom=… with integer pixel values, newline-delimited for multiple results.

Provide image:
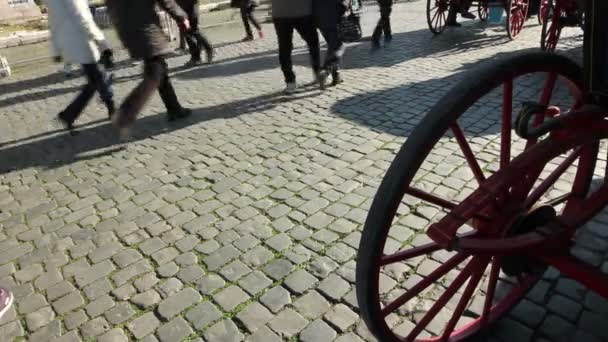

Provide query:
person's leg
left=372, top=0, right=385, bottom=46
left=294, top=16, right=321, bottom=75
left=247, top=5, right=262, bottom=32
left=156, top=57, right=188, bottom=120
left=381, top=1, right=393, bottom=41
left=189, top=6, right=214, bottom=61
left=273, top=18, right=296, bottom=84
left=114, top=57, right=165, bottom=128
left=320, top=27, right=343, bottom=72
left=58, top=64, right=99, bottom=127
left=241, top=5, right=254, bottom=38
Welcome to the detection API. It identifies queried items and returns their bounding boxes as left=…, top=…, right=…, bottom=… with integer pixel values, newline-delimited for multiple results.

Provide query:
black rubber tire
left=427, top=0, right=450, bottom=35
left=356, top=52, right=592, bottom=342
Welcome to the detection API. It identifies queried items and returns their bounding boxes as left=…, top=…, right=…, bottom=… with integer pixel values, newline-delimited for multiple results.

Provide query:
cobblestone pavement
left=0, top=2, right=606, bottom=342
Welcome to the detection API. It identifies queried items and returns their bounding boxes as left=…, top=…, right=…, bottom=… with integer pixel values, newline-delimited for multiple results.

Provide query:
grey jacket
left=271, top=0, right=313, bottom=18
left=106, top=0, right=186, bottom=59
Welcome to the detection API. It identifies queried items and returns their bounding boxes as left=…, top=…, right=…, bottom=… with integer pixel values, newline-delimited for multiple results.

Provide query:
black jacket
left=107, top=0, right=187, bottom=59
left=313, top=0, right=349, bottom=29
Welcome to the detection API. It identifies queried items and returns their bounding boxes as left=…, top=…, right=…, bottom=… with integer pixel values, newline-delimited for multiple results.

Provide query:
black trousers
left=241, top=4, right=261, bottom=38
left=373, top=0, right=393, bottom=42
left=182, top=3, right=213, bottom=60
left=319, top=27, right=344, bottom=76
left=116, top=56, right=182, bottom=126
left=61, top=63, right=114, bottom=124
left=273, top=16, right=321, bottom=83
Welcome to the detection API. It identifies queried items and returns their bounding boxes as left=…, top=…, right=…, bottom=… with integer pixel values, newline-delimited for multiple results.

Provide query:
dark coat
left=106, top=0, right=187, bottom=60
left=313, top=0, right=349, bottom=29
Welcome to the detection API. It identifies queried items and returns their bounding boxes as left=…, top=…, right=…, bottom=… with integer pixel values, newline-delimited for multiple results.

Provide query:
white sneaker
left=284, top=82, right=297, bottom=94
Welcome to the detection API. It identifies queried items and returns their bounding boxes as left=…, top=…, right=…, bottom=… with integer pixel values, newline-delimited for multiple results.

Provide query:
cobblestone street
left=0, top=1, right=606, bottom=342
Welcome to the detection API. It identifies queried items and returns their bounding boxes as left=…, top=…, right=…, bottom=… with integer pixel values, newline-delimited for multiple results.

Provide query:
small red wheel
left=356, top=53, right=598, bottom=342
left=541, top=0, right=562, bottom=52
left=427, top=0, right=451, bottom=35
left=478, top=0, right=489, bottom=21
left=506, top=0, right=531, bottom=39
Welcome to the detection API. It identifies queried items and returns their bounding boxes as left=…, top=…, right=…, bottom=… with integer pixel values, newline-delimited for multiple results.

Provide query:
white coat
left=47, top=0, right=110, bottom=65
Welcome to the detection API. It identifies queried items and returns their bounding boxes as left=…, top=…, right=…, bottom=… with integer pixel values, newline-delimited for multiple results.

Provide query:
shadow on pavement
left=0, top=87, right=320, bottom=175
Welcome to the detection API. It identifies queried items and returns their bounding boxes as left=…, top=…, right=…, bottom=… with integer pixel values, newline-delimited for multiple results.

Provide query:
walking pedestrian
left=447, top=0, right=475, bottom=27
left=272, top=0, right=323, bottom=94
left=106, top=0, right=193, bottom=137
left=372, top=0, right=393, bottom=48
left=232, top=0, right=264, bottom=41
left=176, top=0, right=215, bottom=66
left=314, top=0, right=349, bottom=87
left=47, top=0, right=115, bottom=133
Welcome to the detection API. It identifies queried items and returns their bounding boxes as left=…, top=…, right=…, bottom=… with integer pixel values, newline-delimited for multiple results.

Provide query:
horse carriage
left=358, top=0, right=608, bottom=340
left=539, top=0, right=584, bottom=51
left=426, top=0, right=531, bottom=39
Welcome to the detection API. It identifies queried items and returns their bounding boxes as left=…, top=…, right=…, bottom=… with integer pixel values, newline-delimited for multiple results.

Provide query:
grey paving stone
left=265, top=233, right=292, bottom=252
left=186, top=301, right=223, bottom=330
left=284, top=269, right=318, bottom=294
left=98, top=328, right=129, bottom=342
left=81, top=316, right=111, bottom=339
left=134, top=272, right=160, bottom=292
left=263, top=258, right=294, bottom=281
left=75, top=260, right=115, bottom=288
left=174, top=251, right=198, bottom=266
left=157, top=316, right=194, bottom=342
left=245, top=325, right=282, bottom=342
left=52, top=291, right=84, bottom=315
left=131, top=290, right=162, bottom=309
left=318, top=273, right=350, bottom=300
left=112, top=259, right=153, bottom=285
left=158, top=287, right=202, bottom=320
left=204, top=245, right=240, bottom=271
left=0, top=320, right=25, bottom=340
left=269, top=308, right=309, bottom=338
left=112, top=248, right=143, bottom=268
left=64, top=310, right=88, bottom=330
left=25, top=306, right=55, bottom=332
left=204, top=319, right=244, bottom=342
left=104, top=301, right=136, bottom=325
left=197, top=273, right=226, bottom=295
left=112, top=283, right=137, bottom=301
left=242, top=245, right=274, bottom=267
left=238, top=270, right=272, bottom=296
left=83, top=277, right=113, bottom=301
left=309, top=256, right=339, bottom=278
left=547, top=294, right=582, bottom=323
left=18, top=293, right=48, bottom=314
left=578, top=310, right=608, bottom=340
left=127, top=312, right=161, bottom=340
left=300, top=319, right=337, bottom=342
left=261, top=286, right=292, bottom=314
left=236, top=302, right=273, bottom=333
left=325, top=304, right=359, bottom=332
left=293, top=290, right=331, bottom=319
left=539, top=315, right=574, bottom=341
left=85, top=294, right=115, bottom=318
left=220, top=260, right=252, bottom=282
left=157, top=262, right=180, bottom=278
left=213, top=285, right=251, bottom=312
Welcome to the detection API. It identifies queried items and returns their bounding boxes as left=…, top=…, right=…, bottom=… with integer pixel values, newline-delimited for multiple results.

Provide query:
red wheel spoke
left=380, top=242, right=442, bottom=266
left=524, top=147, right=582, bottom=209
left=501, top=80, right=513, bottom=170
left=381, top=253, right=469, bottom=316
left=406, top=187, right=492, bottom=221
left=406, top=256, right=485, bottom=341
left=542, top=192, right=571, bottom=207
left=481, top=257, right=501, bottom=326
left=451, top=123, right=486, bottom=184
left=439, top=257, right=490, bottom=341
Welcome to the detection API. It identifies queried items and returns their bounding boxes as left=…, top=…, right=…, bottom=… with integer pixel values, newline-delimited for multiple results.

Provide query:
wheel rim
left=357, top=56, right=596, bottom=342
left=508, top=0, right=530, bottom=38
left=428, top=0, right=450, bottom=34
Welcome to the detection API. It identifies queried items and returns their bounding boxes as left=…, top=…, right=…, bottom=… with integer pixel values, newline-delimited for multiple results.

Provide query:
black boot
left=168, top=108, right=193, bottom=122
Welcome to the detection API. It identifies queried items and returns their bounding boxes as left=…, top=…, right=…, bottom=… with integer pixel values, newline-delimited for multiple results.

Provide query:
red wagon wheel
left=478, top=0, right=489, bottom=21
left=506, top=0, right=530, bottom=39
left=356, top=53, right=598, bottom=342
left=537, top=0, right=551, bottom=25
left=540, top=0, right=562, bottom=52
left=427, top=0, right=451, bottom=35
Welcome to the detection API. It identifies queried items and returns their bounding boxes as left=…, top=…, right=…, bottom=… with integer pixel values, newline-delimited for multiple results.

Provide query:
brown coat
left=106, top=0, right=186, bottom=59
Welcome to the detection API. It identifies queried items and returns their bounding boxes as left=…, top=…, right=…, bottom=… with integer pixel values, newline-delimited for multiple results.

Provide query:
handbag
left=338, top=12, right=362, bottom=43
